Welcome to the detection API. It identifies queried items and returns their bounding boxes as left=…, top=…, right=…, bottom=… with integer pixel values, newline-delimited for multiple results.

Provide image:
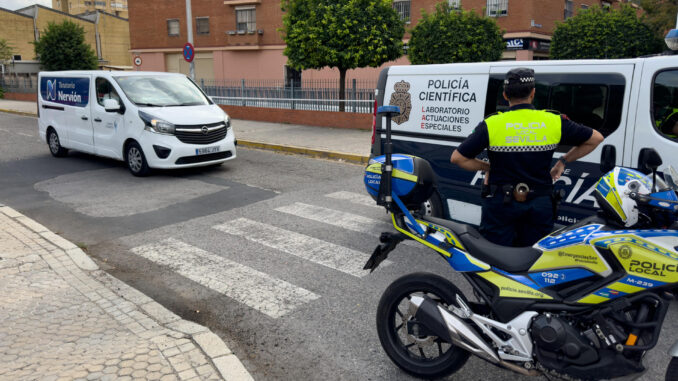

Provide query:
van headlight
left=224, top=115, right=231, bottom=128
left=139, top=110, right=175, bottom=135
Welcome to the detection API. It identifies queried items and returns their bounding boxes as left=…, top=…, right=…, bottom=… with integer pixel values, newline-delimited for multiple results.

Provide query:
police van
left=371, top=56, right=678, bottom=226
left=38, top=71, right=236, bottom=176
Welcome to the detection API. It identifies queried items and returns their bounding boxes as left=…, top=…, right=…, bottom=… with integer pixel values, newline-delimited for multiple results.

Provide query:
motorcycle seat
left=422, top=216, right=541, bottom=273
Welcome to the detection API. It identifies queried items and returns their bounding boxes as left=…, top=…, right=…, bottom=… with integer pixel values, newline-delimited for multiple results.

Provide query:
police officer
left=451, top=68, right=604, bottom=247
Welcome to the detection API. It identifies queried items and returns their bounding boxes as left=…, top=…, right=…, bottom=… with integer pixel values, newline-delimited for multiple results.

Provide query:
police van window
left=484, top=73, right=625, bottom=137
left=652, top=70, right=678, bottom=141
left=95, top=78, right=121, bottom=107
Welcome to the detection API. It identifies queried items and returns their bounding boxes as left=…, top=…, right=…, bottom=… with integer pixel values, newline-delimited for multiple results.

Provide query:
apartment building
left=53, top=0, right=128, bottom=18
left=128, top=0, right=638, bottom=81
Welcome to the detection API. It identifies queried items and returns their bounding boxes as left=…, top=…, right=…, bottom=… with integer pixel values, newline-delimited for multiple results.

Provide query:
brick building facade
left=128, top=0, right=638, bottom=81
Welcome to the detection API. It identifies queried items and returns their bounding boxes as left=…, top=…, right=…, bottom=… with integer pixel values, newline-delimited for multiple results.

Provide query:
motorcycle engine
left=531, top=314, right=599, bottom=368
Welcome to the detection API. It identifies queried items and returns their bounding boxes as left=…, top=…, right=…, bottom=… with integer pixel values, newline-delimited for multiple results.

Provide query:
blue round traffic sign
left=183, top=42, right=195, bottom=63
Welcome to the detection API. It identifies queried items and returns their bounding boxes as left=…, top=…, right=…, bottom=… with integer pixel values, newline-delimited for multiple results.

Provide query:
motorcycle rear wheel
left=666, top=357, right=678, bottom=381
left=376, top=272, right=471, bottom=379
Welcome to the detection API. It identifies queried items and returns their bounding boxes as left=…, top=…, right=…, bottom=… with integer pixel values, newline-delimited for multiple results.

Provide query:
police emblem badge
left=389, top=80, right=412, bottom=125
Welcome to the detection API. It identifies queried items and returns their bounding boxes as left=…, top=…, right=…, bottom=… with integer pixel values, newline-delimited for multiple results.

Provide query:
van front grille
left=174, top=122, right=228, bottom=145
left=175, top=151, right=232, bottom=165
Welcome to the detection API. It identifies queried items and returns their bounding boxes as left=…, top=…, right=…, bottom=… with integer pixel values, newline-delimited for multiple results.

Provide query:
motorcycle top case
left=364, top=154, right=435, bottom=207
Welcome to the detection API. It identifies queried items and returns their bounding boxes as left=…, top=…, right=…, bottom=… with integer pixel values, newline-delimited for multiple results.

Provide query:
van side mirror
left=103, top=98, right=121, bottom=113
left=600, top=145, right=616, bottom=174
left=638, top=148, right=663, bottom=175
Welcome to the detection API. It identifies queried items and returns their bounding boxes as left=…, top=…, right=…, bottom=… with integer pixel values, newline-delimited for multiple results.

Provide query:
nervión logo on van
left=46, top=79, right=57, bottom=101
left=389, top=80, right=412, bottom=125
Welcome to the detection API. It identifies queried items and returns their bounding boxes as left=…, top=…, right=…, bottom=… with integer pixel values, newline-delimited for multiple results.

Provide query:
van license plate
left=196, top=146, right=220, bottom=155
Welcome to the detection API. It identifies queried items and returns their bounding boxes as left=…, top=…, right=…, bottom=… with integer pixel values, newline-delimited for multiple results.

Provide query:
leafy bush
left=34, top=20, right=98, bottom=71
left=551, top=5, right=663, bottom=59
left=408, top=3, right=504, bottom=64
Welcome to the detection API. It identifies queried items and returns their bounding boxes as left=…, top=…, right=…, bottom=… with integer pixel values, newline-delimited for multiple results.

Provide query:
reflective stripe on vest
left=485, top=109, right=562, bottom=152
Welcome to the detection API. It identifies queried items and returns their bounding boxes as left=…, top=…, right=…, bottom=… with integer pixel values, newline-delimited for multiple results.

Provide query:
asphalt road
left=1, top=111, right=676, bottom=381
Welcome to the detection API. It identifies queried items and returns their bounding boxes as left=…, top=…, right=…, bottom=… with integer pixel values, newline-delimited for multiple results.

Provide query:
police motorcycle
left=363, top=106, right=678, bottom=380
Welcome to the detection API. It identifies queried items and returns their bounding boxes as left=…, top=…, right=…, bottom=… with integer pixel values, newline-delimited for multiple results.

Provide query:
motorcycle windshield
left=664, top=166, right=678, bottom=192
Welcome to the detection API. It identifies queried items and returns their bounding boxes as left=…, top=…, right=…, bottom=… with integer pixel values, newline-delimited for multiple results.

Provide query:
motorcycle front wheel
left=376, top=272, right=471, bottom=379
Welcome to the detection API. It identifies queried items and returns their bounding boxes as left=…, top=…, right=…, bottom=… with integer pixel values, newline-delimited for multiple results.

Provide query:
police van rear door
left=378, top=63, right=491, bottom=223
left=488, top=62, right=635, bottom=226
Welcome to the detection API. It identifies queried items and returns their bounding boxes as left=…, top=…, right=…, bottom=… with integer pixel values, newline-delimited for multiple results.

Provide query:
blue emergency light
left=665, top=29, right=678, bottom=51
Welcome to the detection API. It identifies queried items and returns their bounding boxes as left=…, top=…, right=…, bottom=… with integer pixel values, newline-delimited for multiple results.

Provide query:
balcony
left=226, top=30, right=263, bottom=47
left=223, top=0, right=260, bottom=5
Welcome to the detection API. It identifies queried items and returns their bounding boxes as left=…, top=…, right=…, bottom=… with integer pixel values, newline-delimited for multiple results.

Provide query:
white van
left=371, top=55, right=678, bottom=226
left=38, top=71, right=236, bottom=176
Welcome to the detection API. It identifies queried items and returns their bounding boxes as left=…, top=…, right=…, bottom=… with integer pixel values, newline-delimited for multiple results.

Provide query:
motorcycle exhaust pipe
left=409, top=296, right=540, bottom=377
left=410, top=295, right=500, bottom=364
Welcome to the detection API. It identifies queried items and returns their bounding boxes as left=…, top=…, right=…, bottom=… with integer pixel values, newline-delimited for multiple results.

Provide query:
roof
left=15, top=4, right=95, bottom=24
left=0, top=6, right=34, bottom=19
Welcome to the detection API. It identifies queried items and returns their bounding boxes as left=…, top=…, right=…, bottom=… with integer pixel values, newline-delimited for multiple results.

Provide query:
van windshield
left=113, top=75, right=209, bottom=107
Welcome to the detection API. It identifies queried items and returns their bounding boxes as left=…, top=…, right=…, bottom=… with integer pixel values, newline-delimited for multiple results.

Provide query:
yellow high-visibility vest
left=485, top=109, right=562, bottom=152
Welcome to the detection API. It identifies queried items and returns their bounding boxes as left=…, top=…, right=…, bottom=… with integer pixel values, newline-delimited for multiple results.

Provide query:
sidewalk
left=0, top=204, right=253, bottom=381
left=0, top=99, right=373, bottom=164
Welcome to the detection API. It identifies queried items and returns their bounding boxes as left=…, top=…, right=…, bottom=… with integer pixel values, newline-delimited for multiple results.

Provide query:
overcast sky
left=1, top=0, right=52, bottom=11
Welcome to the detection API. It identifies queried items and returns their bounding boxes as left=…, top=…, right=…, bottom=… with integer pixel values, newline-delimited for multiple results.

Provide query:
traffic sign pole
left=185, top=0, right=195, bottom=80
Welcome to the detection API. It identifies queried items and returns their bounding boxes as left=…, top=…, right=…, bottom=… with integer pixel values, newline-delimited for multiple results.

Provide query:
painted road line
left=275, top=202, right=416, bottom=248
left=213, top=218, right=388, bottom=278
left=325, top=191, right=379, bottom=208
left=131, top=238, right=319, bottom=319
left=275, top=202, right=391, bottom=236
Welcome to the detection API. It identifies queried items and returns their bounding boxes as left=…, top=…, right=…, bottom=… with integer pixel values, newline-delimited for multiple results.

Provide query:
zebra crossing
left=129, top=191, right=404, bottom=319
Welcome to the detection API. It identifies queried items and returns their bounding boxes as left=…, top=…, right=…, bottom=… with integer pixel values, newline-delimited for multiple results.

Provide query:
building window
left=564, top=0, right=574, bottom=19
left=393, top=0, right=410, bottom=22
left=12, top=55, right=21, bottom=61
left=486, top=0, right=508, bottom=17
left=236, top=7, right=256, bottom=33
left=95, top=1, right=106, bottom=7
left=167, top=19, right=180, bottom=37
left=449, top=0, right=461, bottom=10
left=581, top=4, right=589, bottom=9
left=196, top=17, right=209, bottom=35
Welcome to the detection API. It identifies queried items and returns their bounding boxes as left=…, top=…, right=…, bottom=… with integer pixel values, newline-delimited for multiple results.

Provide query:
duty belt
left=484, top=183, right=553, bottom=204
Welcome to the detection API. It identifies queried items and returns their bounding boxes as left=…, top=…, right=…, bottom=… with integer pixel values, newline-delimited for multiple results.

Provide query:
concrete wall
left=98, top=12, right=131, bottom=66
left=219, top=105, right=372, bottom=130
left=0, top=10, right=36, bottom=61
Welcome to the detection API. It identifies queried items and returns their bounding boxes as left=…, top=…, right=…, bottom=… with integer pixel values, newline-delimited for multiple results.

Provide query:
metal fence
left=199, top=78, right=376, bottom=114
left=0, top=75, right=37, bottom=93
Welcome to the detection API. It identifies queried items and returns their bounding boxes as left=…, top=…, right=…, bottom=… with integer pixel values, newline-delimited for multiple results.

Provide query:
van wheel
left=419, top=193, right=444, bottom=218
left=126, top=141, right=150, bottom=177
left=47, top=129, right=68, bottom=157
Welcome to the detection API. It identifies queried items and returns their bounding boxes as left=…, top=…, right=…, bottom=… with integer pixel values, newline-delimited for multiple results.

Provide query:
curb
left=0, top=108, right=37, bottom=118
left=0, top=108, right=369, bottom=165
left=0, top=204, right=253, bottom=381
left=237, top=140, right=369, bottom=165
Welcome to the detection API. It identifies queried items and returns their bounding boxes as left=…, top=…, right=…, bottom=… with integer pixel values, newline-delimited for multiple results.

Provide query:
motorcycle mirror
left=638, top=148, right=663, bottom=175
left=600, top=145, right=616, bottom=174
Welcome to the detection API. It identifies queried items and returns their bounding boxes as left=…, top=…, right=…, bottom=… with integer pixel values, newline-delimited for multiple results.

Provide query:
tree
left=34, top=20, right=98, bottom=71
left=408, top=3, right=504, bottom=65
left=551, top=5, right=663, bottom=59
left=0, top=39, right=12, bottom=61
left=281, top=0, right=404, bottom=112
left=639, top=0, right=678, bottom=39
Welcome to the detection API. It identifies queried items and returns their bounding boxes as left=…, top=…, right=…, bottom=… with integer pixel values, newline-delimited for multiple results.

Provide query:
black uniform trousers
left=479, top=192, right=554, bottom=247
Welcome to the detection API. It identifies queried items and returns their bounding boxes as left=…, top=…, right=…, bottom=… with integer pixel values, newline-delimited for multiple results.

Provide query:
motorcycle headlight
left=139, top=110, right=175, bottom=135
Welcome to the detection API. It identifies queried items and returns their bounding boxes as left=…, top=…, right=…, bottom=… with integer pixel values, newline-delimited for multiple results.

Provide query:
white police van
left=38, top=71, right=236, bottom=176
left=371, top=55, right=678, bottom=226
